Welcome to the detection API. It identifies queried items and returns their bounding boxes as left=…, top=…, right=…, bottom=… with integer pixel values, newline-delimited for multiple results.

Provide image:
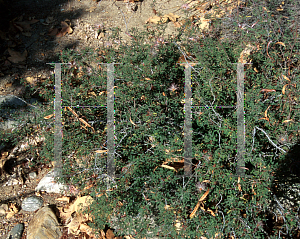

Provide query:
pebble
left=0, top=207, right=6, bottom=216
left=28, top=172, right=37, bottom=179
left=5, top=223, right=24, bottom=239
left=27, top=206, right=62, bottom=239
left=21, top=196, right=43, bottom=212
left=0, top=204, right=8, bottom=216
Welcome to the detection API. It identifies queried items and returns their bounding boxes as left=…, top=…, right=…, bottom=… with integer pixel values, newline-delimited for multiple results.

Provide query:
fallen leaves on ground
left=146, top=12, right=180, bottom=24
left=56, top=21, right=73, bottom=37
left=7, top=48, right=27, bottom=63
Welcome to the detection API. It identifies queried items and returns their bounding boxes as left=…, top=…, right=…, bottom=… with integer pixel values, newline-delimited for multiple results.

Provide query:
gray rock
left=0, top=207, right=6, bottom=216
left=0, top=95, right=27, bottom=108
left=28, top=171, right=37, bottom=179
left=27, top=206, right=62, bottom=239
left=5, top=223, right=24, bottom=239
left=21, top=196, right=44, bottom=212
left=35, top=168, right=67, bottom=194
left=0, top=119, right=20, bottom=131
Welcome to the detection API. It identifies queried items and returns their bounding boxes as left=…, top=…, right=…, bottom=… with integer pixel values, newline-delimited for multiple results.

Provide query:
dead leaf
left=189, top=188, right=210, bottom=218
left=6, top=203, right=19, bottom=219
left=42, top=16, right=55, bottom=25
left=22, top=32, right=32, bottom=37
left=55, top=196, right=70, bottom=203
left=0, top=30, right=6, bottom=40
left=282, top=84, right=289, bottom=95
left=275, top=42, right=285, bottom=47
left=56, top=21, right=73, bottom=37
left=95, top=150, right=107, bottom=154
left=239, top=44, right=256, bottom=63
left=48, top=28, right=59, bottom=36
left=129, top=116, right=137, bottom=126
left=146, top=15, right=167, bottom=24
left=44, top=114, right=54, bottom=119
left=14, top=19, right=38, bottom=32
left=89, top=6, right=97, bottom=12
left=260, top=89, right=276, bottom=93
left=5, top=82, right=12, bottom=88
left=79, top=223, right=94, bottom=236
left=283, top=119, right=294, bottom=124
left=64, top=196, right=94, bottom=214
left=106, top=229, right=115, bottom=239
left=29, top=19, right=39, bottom=24
left=25, top=76, right=36, bottom=84
left=195, top=17, right=210, bottom=31
left=282, top=74, right=290, bottom=81
left=161, top=164, right=177, bottom=172
left=66, top=213, right=84, bottom=234
left=8, top=48, right=27, bottom=63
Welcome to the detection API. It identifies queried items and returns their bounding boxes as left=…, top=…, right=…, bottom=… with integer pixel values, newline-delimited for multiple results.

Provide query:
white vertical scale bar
left=184, top=64, right=193, bottom=176
left=236, top=63, right=245, bottom=177
left=54, top=63, right=62, bottom=172
left=107, top=63, right=115, bottom=178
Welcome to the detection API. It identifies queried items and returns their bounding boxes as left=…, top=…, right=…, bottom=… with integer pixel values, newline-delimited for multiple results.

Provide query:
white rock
left=35, top=169, right=67, bottom=194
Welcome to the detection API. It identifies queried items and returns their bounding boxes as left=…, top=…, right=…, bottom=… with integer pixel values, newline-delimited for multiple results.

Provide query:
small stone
left=27, top=206, right=62, bottom=239
left=4, top=177, right=21, bottom=186
left=28, top=172, right=37, bottom=179
left=21, top=196, right=43, bottom=212
left=0, top=204, right=8, bottom=216
left=0, top=207, right=6, bottom=216
left=5, top=223, right=24, bottom=239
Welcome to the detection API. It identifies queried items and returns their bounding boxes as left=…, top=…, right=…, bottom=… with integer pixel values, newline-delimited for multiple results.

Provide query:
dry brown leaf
left=89, top=6, right=97, bottom=12
left=161, top=165, right=177, bottom=172
left=14, top=21, right=31, bottom=31
left=146, top=15, right=166, bottom=24
left=56, top=21, right=73, bottom=37
left=6, top=203, right=19, bottom=219
left=44, top=114, right=54, bottom=119
left=48, top=28, right=59, bottom=36
left=8, top=48, right=27, bottom=63
left=275, top=42, right=285, bottom=47
left=100, top=230, right=106, bottom=238
left=264, top=105, right=271, bottom=119
left=65, top=196, right=94, bottom=214
left=42, top=18, right=54, bottom=27
left=106, top=229, right=115, bottom=239
left=25, top=76, right=36, bottom=84
left=66, top=213, right=84, bottom=234
left=260, top=89, right=276, bottom=93
left=95, top=150, right=107, bottom=154
left=22, top=32, right=32, bottom=37
left=0, top=30, right=6, bottom=40
left=13, top=19, right=38, bottom=33
left=282, top=84, right=289, bottom=95
left=282, top=74, right=290, bottom=81
left=5, top=82, right=12, bottom=88
left=283, top=119, right=294, bottom=124
left=195, top=17, right=210, bottom=30
left=129, top=116, right=137, bottom=126
left=164, top=13, right=180, bottom=22
left=55, top=196, right=70, bottom=203
left=79, top=223, right=95, bottom=236
left=238, top=44, right=256, bottom=63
